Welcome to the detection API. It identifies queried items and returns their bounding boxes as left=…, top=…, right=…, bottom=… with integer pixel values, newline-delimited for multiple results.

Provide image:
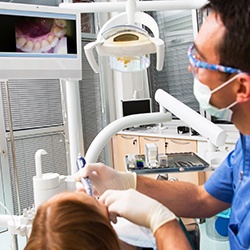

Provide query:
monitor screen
left=0, top=3, right=82, bottom=79
left=122, top=98, right=152, bottom=117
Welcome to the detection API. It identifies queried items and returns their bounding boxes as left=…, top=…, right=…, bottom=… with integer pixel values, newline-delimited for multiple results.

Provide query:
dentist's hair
left=24, top=192, right=121, bottom=250
left=204, top=0, right=250, bottom=73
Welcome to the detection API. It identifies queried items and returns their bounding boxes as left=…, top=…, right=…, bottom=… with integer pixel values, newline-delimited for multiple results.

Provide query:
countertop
left=117, top=120, right=239, bottom=144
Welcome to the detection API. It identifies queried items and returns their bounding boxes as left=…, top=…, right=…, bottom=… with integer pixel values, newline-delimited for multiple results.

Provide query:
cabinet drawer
left=166, top=139, right=197, bottom=153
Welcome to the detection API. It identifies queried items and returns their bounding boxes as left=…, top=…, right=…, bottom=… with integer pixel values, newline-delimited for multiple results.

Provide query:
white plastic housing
left=155, top=89, right=227, bottom=147
left=84, top=11, right=164, bottom=73
left=33, top=173, right=66, bottom=208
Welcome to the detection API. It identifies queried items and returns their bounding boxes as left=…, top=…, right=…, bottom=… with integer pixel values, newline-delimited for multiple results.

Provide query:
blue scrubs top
left=204, top=134, right=250, bottom=249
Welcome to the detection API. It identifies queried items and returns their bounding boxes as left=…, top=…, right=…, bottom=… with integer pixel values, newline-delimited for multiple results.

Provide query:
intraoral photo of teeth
left=15, top=17, right=69, bottom=54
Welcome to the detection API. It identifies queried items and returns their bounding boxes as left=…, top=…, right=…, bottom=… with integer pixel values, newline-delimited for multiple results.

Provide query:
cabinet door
left=139, top=136, right=166, bottom=154
left=114, top=134, right=140, bottom=171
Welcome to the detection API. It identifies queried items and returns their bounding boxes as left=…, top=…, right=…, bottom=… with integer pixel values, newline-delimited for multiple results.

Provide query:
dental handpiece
left=76, top=154, right=93, bottom=196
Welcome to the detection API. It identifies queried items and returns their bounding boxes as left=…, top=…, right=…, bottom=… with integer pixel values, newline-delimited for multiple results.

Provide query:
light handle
left=84, top=41, right=103, bottom=73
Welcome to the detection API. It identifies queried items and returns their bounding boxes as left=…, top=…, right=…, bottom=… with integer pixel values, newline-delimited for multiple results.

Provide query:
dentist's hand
left=100, top=189, right=176, bottom=234
left=75, top=163, right=137, bottom=196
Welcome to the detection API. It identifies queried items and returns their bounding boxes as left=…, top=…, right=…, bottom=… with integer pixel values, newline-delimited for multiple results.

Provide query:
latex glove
left=75, top=163, right=137, bottom=196
left=100, top=189, right=176, bottom=234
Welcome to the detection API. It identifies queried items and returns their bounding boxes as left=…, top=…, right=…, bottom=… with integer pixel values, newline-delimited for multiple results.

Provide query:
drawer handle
left=143, top=138, right=160, bottom=142
left=169, top=177, right=179, bottom=182
left=170, top=140, right=191, bottom=145
left=121, top=135, right=136, bottom=140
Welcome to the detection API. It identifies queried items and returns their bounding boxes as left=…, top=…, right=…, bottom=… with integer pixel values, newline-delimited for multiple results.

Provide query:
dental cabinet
left=112, top=133, right=204, bottom=185
left=111, top=121, right=239, bottom=185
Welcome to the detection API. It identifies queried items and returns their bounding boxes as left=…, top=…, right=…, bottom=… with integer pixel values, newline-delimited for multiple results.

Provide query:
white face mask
left=193, top=74, right=239, bottom=121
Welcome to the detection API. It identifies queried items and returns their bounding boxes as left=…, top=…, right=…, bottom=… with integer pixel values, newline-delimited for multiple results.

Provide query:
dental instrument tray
left=125, top=152, right=209, bottom=174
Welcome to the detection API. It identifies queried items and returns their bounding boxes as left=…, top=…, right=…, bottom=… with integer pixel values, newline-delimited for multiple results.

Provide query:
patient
left=25, top=188, right=190, bottom=250
left=24, top=191, right=122, bottom=250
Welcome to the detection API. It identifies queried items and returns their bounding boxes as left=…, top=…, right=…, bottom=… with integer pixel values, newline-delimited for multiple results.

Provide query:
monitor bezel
left=0, top=2, right=82, bottom=80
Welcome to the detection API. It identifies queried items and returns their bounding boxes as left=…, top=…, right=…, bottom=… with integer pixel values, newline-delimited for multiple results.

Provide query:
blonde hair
left=25, top=192, right=121, bottom=250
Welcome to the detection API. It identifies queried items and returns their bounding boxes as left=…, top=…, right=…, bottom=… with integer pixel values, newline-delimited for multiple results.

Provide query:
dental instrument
left=76, top=154, right=93, bottom=196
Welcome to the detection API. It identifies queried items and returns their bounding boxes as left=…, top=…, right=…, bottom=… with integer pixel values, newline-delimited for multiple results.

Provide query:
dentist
left=79, top=0, right=250, bottom=249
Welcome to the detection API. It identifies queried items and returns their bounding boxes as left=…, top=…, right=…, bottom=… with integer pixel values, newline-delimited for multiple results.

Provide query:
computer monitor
left=0, top=2, right=82, bottom=80
left=122, top=98, right=152, bottom=117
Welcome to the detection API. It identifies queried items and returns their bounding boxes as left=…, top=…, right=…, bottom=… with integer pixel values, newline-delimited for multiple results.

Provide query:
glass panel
left=147, top=10, right=200, bottom=115
left=1, top=80, right=63, bottom=131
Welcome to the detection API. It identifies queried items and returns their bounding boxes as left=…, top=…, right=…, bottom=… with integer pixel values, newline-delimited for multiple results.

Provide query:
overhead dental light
left=84, top=0, right=164, bottom=73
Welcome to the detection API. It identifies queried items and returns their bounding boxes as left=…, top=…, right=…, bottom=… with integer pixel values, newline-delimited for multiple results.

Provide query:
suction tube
left=85, top=112, right=172, bottom=163
left=35, top=149, right=47, bottom=178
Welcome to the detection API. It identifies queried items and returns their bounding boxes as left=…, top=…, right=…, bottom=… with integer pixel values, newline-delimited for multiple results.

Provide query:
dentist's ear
left=236, top=73, right=250, bottom=103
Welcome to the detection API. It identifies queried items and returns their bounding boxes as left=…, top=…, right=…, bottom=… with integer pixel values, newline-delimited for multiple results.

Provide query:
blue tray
left=125, top=152, right=209, bottom=174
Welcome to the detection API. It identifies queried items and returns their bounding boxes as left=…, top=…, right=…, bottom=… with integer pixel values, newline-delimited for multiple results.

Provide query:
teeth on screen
left=16, top=20, right=67, bottom=53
